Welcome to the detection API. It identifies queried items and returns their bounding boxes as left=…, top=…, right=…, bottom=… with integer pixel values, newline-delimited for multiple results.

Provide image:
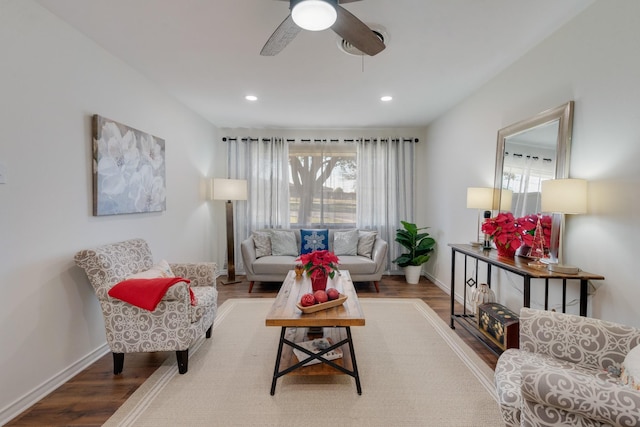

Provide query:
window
left=288, top=143, right=356, bottom=228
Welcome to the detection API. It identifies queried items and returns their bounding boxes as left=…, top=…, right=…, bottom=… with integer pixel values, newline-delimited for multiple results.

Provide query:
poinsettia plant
left=481, top=212, right=531, bottom=251
left=519, top=214, right=553, bottom=248
left=296, top=250, right=340, bottom=280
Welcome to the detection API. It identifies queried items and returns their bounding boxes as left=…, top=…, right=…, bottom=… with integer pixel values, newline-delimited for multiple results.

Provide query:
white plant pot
left=404, top=265, right=423, bottom=284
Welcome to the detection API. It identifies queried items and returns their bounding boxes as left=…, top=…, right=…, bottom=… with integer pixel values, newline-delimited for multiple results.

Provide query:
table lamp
left=467, top=188, right=494, bottom=247
left=211, top=178, right=248, bottom=284
left=541, top=178, right=587, bottom=274
left=467, top=187, right=513, bottom=248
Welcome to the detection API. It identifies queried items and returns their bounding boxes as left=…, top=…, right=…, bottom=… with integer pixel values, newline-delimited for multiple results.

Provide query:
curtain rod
left=505, top=151, right=552, bottom=162
left=222, top=137, right=419, bottom=143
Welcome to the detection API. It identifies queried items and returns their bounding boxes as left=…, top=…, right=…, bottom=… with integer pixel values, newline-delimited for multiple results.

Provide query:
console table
left=449, top=243, right=604, bottom=355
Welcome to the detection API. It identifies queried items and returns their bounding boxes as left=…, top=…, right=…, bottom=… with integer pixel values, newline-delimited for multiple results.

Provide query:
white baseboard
left=0, top=343, right=109, bottom=426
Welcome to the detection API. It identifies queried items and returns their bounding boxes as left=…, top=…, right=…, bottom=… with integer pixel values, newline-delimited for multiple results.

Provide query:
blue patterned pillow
left=300, top=229, right=329, bottom=254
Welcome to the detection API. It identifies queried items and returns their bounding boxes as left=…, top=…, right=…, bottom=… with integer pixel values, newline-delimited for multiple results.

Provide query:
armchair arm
left=370, top=238, right=388, bottom=274
left=240, top=238, right=257, bottom=276
left=170, top=262, right=218, bottom=288
left=520, top=363, right=640, bottom=427
left=519, top=308, right=640, bottom=370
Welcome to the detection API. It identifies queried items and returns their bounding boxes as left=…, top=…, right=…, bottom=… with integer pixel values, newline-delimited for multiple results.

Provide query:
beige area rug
left=105, top=298, right=503, bottom=426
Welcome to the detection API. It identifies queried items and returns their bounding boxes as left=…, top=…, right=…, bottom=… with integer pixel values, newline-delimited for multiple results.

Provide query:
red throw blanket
left=108, top=277, right=196, bottom=311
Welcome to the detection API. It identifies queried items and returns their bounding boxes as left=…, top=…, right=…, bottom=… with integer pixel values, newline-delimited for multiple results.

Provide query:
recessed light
left=245, top=95, right=258, bottom=101
left=380, top=96, right=393, bottom=102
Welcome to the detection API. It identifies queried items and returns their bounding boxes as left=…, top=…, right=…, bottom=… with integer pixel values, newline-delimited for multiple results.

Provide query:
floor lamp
left=541, top=178, right=587, bottom=274
left=211, top=178, right=247, bottom=284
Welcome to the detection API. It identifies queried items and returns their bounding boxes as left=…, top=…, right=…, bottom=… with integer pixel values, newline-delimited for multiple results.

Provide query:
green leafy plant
left=392, top=221, right=436, bottom=267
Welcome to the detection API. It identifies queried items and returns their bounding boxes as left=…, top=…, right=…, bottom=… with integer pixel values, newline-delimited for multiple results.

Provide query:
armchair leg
left=373, top=281, right=380, bottom=293
left=206, top=324, right=213, bottom=338
left=113, top=353, right=124, bottom=375
left=248, top=281, right=255, bottom=293
left=176, top=349, right=189, bottom=374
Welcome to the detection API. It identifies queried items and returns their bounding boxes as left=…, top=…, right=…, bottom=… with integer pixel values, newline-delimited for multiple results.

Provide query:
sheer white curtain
left=356, top=138, right=416, bottom=273
left=227, top=137, right=290, bottom=272
left=503, top=151, right=555, bottom=217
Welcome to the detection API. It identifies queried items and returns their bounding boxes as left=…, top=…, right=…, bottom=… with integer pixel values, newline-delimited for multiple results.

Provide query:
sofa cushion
left=357, top=231, right=377, bottom=258
left=337, top=255, right=378, bottom=275
left=253, top=256, right=298, bottom=275
left=252, top=231, right=272, bottom=258
left=270, top=230, right=298, bottom=256
left=334, top=229, right=359, bottom=256
left=300, top=229, right=329, bottom=254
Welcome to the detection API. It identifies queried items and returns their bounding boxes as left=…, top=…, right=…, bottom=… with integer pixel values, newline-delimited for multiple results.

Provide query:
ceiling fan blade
left=275, top=0, right=362, bottom=2
left=332, top=5, right=385, bottom=56
left=260, top=14, right=302, bottom=56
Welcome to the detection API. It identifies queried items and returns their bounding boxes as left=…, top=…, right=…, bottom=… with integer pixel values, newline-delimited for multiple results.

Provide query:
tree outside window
left=289, top=144, right=356, bottom=228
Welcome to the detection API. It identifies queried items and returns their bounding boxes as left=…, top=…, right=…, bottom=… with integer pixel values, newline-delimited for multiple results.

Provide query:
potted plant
left=392, top=221, right=436, bottom=284
left=296, top=250, right=340, bottom=291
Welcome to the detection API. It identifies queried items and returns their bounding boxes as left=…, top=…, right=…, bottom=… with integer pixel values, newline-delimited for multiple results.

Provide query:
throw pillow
left=300, top=229, right=329, bottom=254
left=357, top=231, right=378, bottom=258
left=621, top=344, right=640, bottom=390
left=334, top=229, right=359, bottom=256
left=252, top=231, right=272, bottom=258
left=128, top=259, right=175, bottom=279
left=270, top=230, right=299, bottom=256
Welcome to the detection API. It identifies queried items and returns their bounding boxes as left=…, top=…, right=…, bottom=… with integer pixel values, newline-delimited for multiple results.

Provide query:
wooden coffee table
left=265, top=270, right=365, bottom=395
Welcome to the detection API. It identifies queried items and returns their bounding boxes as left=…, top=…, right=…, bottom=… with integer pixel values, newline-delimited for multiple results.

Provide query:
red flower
left=481, top=212, right=527, bottom=251
left=482, top=212, right=555, bottom=253
left=519, top=214, right=553, bottom=248
left=296, top=250, right=340, bottom=279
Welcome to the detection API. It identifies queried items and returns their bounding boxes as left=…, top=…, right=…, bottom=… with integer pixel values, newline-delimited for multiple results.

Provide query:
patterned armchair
left=74, top=239, right=218, bottom=374
left=495, top=308, right=640, bottom=427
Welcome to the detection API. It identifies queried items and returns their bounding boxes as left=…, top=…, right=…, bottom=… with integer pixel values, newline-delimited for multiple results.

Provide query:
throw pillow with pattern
left=270, top=230, right=299, bottom=256
left=300, top=229, right=329, bottom=254
left=252, top=231, right=272, bottom=258
left=334, top=229, right=359, bottom=256
left=357, top=230, right=378, bottom=258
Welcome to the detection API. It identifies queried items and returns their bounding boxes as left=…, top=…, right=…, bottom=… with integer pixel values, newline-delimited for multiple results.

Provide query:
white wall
left=419, top=0, right=640, bottom=327
left=0, top=1, right=223, bottom=422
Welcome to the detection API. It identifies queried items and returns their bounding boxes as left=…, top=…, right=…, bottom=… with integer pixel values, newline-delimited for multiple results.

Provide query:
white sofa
left=240, top=229, right=388, bottom=293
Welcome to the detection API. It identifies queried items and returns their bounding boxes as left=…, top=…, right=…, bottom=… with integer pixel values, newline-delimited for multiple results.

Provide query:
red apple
left=314, top=290, right=328, bottom=304
left=300, top=293, right=316, bottom=307
left=326, top=288, right=340, bottom=301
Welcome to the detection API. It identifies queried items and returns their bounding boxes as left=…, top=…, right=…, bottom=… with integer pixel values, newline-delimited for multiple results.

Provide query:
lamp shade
left=466, top=187, right=494, bottom=209
left=541, top=178, right=587, bottom=214
left=466, top=187, right=513, bottom=211
left=211, top=178, right=248, bottom=201
left=291, top=0, right=337, bottom=31
left=499, top=189, right=513, bottom=211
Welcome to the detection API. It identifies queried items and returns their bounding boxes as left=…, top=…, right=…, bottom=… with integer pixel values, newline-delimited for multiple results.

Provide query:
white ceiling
left=35, top=0, right=593, bottom=129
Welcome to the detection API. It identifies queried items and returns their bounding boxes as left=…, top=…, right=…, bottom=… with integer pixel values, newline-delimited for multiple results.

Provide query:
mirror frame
left=492, top=101, right=574, bottom=259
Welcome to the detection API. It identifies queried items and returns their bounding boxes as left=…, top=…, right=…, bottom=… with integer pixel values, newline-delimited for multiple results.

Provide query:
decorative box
left=478, top=303, right=519, bottom=350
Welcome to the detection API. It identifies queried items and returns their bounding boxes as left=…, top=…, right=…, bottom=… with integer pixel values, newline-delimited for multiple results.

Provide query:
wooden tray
left=296, top=294, right=348, bottom=314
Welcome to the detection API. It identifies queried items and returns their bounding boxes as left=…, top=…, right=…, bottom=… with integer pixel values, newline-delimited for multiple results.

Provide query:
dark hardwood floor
left=7, top=275, right=498, bottom=426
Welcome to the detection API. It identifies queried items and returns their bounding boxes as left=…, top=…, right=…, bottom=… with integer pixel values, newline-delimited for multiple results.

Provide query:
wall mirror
left=493, top=101, right=574, bottom=258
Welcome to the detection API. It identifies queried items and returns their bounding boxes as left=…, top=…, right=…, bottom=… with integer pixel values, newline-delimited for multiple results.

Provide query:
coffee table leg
left=346, top=327, right=362, bottom=395
left=270, top=327, right=286, bottom=395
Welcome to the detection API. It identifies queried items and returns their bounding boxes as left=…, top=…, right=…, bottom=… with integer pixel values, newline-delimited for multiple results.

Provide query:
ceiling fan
left=261, top=0, right=385, bottom=56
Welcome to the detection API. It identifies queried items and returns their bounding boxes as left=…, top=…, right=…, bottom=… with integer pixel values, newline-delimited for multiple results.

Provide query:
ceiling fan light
left=291, top=0, right=337, bottom=31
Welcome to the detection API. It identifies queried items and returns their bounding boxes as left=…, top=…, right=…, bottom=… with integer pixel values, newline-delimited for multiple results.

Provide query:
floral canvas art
left=92, top=115, right=166, bottom=216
